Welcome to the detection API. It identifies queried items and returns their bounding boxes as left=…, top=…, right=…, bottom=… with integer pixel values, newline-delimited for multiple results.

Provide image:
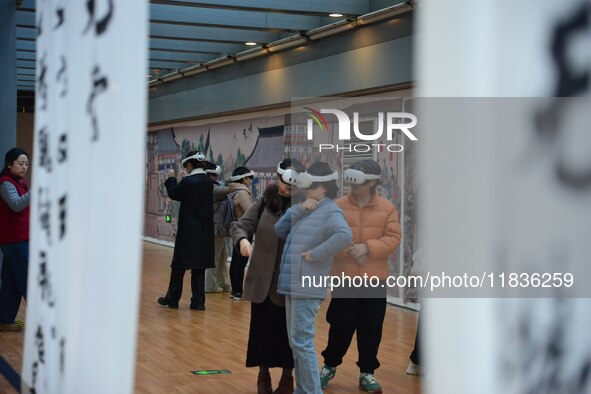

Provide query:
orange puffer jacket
left=333, top=192, right=402, bottom=280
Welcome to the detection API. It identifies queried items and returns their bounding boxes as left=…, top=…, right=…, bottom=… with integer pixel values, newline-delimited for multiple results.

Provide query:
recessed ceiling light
left=329, top=13, right=343, bottom=18
left=245, top=42, right=257, bottom=46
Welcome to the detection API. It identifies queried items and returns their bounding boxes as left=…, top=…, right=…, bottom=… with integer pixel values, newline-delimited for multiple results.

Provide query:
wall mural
left=144, top=105, right=416, bottom=303
left=145, top=116, right=285, bottom=242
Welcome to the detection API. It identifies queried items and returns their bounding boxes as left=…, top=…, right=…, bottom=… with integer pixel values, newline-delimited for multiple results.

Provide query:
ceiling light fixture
left=329, top=13, right=343, bottom=18
left=244, top=42, right=257, bottom=46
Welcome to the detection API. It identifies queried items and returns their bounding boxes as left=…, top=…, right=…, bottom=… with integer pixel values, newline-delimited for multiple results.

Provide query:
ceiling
left=15, top=0, right=404, bottom=93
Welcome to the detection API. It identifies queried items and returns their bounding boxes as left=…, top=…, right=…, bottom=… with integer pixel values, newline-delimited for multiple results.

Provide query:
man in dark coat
left=157, top=151, right=214, bottom=310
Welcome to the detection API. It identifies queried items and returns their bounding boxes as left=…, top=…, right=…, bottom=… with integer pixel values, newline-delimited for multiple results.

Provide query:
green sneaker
left=359, top=373, right=382, bottom=393
left=319, top=365, right=336, bottom=389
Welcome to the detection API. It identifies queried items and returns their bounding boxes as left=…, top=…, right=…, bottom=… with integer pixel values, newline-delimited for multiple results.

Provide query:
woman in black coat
left=157, top=151, right=214, bottom=310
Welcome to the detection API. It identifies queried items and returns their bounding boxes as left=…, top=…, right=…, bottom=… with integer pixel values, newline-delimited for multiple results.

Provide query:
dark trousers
left=0, top=242, right=29, bottom=323
left=165, top=267, right=205, bottom=306
left=229, top=247, right=248, bottom=294
left=321, top=297, right=386, bottom=374
left=410, top=313, right=422, bottom=365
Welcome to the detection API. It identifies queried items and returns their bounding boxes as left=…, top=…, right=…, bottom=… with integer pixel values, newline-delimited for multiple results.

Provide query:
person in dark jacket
left=0, top=148, right=30, bottom=332
left=231, top=158, right=304, bottom=394
left=157, top=151, right=214, bottom=311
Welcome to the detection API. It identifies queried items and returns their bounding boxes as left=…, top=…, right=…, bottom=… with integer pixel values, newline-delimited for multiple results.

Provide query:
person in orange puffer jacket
left=319, top=159, right=401, bottom=394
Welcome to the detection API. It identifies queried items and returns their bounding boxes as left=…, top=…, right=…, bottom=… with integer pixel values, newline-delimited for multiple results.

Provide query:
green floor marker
left=192, top=370, right=232, bottom=375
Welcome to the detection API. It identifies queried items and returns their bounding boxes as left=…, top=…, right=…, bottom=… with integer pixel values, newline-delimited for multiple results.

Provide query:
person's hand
left=179, top=169, right=187, bottom=178
left=301, top=251, right=313, bottom=262
left=348, top=243, right=368, bottom=259
left=166, top=168, right=176, bottom=178
left=300, top=199, right=319, bottom=212
left=239, top=239, right=253, bottom=257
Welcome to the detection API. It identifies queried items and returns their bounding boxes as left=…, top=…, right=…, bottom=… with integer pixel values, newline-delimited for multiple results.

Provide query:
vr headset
left=277, top=162, right=298, bottom=185
left=343, top=168, right=381, bottom=184
left=229, top=170, right=256, bottom=182
left=181, top=152, right=205, bottom=166
left=295, top=170, right=339, bottom=189
left=206, top=165, right=222, bottom=176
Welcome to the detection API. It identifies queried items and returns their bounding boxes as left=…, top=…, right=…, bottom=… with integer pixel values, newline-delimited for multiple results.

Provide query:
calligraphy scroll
left=23, top=1, right=148, bottom=393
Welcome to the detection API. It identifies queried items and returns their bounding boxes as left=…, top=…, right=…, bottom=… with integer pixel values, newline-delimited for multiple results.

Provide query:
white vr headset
left=206, top=165, right=222, bottom=176
left=277, top=162, right=298, bottom=185
left=229, top=170, right=256, bottom=182
left=181, top=152, right=206, bottom=165
left=343, top=168, right=381, bottom=184
left=295, top=170, right=339, bottom=189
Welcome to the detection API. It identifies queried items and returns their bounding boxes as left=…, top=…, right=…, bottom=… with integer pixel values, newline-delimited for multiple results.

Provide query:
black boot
left=157, top=296, right=178, bottom=309
left=190, top=268, right=206, bottom=310
left=190, top=297, right=205, bottom=310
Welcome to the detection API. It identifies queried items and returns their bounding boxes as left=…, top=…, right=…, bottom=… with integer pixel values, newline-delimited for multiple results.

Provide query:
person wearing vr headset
left=204, top=164, right=232, bottom=293
left=227, top=166, right=255, bottom=300
left=157, top=151, right=215, bottom=311
left=319, top=159, right=401, bottom=394
left=274, top=162, right=352, bottom=394
left=230, top=158, right=304, bottom=394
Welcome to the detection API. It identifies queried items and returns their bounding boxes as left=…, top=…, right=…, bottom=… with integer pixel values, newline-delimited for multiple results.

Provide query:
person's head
left=206, top=163, right=222, bottom=182
left=182, top=151, right=207, bottom=172
left=3, top=148, right=29, bottom=178
left=300, top=161, right=339, bottom=200
left=347, top=159, right=381, bottom=198
left=276, top=158, right=304, bottom=197
left=231, top=166, right=254, bottom=186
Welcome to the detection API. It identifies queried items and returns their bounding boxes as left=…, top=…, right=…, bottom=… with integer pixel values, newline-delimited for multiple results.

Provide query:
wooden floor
left=1, top=241, right=421, bottom=393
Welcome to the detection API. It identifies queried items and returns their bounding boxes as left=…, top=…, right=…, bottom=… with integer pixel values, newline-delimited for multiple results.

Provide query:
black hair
left=350, top=159, right=382, bottom=193
left=205, top=161, right=217, bottom=171
left=306, top=161, right=338, bottom=199
left=232, top=166, right=253, bottom=184
left=183, top=150, right=206, bottom=169
left=279, top=158, right=305, bottom=173
left=3, top=147, right=29, bottom=174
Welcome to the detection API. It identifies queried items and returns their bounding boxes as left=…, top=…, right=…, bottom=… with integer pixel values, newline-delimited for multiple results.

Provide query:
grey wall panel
left=149, top=35, right=412, bottom=125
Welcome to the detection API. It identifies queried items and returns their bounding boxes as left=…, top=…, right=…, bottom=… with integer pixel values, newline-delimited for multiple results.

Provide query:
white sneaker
left=406, top=361, right=423, bottom=375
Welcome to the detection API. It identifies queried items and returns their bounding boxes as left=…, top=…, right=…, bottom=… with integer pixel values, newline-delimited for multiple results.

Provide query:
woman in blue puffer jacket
left=275, top=161, right=352, bottom=394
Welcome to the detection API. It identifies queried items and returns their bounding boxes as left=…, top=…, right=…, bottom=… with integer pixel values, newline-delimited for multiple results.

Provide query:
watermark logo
left=304, top=108, right=418, bottom=152
left=304, top=107, right=329, bottom=131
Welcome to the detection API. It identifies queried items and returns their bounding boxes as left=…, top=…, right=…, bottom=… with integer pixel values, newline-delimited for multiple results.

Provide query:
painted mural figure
left=157, top=151, right=214, bottom=311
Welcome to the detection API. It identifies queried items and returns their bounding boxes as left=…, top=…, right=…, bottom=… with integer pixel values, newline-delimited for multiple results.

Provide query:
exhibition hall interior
left=1, top=0, right=590, bottom=393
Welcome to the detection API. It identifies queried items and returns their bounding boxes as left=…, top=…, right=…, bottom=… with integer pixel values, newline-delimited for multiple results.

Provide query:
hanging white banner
left=23, top=1, right=148, bottom=393
left=419, top=1, right=591, bottom=394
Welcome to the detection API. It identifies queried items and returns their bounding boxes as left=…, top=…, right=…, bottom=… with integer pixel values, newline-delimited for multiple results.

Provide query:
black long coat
left=165, top=169, right=215, bottom=269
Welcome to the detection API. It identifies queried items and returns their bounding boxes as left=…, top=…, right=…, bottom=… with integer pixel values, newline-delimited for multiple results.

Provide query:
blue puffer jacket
left=275, top=198, right=352, bottom=298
